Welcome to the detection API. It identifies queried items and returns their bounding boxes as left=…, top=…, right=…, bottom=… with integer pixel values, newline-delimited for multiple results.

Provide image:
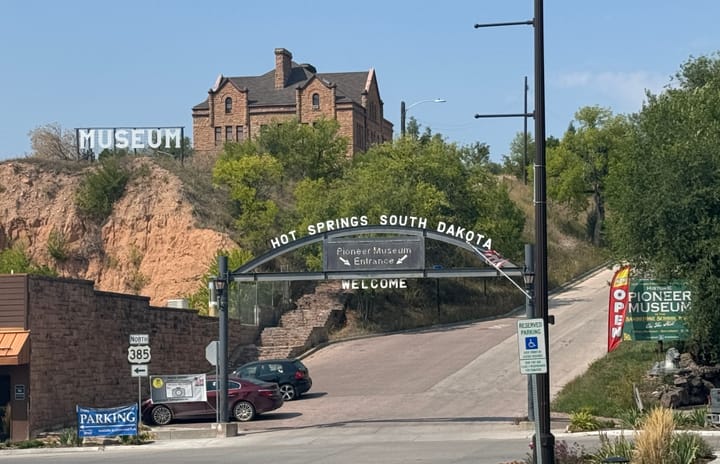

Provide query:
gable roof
left=193, top=61, right=371, bottom=110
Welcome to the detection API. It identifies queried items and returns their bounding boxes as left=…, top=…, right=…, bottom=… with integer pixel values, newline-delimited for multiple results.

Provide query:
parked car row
left=142, top=358, right=313, bottom=426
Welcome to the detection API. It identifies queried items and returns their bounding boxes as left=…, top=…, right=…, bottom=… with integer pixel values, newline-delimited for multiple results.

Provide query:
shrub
left=554, top=440, right=588, bottom=463
left=126, top=269, right=149, bottom=294
left=588, top=433, right=634, bottom=463
left=75, top=158, right=130, bottom=222
left=118, top=423, right=154, bottom=445
left=672, top=407, right=709, bottom=430
left=671, top=431, right=711, bottom=464
left=0, top=242, right=57, bottom=276
left=47, top=228, right=68, bottom=261
left=568, top=408, right=601, bottom=432
left=15, top=439, right=46, bottom=448
left=618, top=407, right=646, bottom=430
left=58, top=427, right=81, bottom=447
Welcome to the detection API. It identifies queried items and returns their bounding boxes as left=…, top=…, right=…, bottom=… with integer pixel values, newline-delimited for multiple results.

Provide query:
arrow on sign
left=339, top=257, right=351, bottom=266
left=397, top=254, right=408, bottom=264
left=131, top=364, right=149, bottom=377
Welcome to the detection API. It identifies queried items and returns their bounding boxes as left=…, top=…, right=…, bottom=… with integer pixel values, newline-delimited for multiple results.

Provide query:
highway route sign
left=127, top=345, right=151, bottom=364
left=517, top=318, right=547, bottom=374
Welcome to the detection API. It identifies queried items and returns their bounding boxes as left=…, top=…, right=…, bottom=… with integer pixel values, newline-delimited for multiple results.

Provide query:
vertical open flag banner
left=608, top=266, right=631, bottom=352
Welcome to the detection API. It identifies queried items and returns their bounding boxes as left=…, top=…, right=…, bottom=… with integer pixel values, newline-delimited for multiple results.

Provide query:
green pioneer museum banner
left=623, top=280, right=691, bottom=341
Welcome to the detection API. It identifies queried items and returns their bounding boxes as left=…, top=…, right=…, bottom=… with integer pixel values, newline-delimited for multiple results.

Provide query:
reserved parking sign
left=517, top=319, right=547, bottom=374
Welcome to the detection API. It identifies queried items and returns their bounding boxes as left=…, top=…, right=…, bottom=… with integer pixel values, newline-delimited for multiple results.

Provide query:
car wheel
left=233, top=401, right=255, bottom=422
left=151, top=405, right=172, bottom=425
left=279, top=383, right=297, bottom=401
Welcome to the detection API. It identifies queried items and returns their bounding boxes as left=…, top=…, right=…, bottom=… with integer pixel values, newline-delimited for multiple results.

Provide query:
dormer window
left=312, top=93, right=320, bottom=110
left=225, top=97, right=232, bottom=114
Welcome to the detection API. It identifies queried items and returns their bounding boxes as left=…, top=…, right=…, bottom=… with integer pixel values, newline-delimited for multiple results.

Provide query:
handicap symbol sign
left=525, top=336, right=538, bottom=350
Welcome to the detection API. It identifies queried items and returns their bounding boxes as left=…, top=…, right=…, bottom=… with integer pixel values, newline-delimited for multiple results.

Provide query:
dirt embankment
left=0, top=159, right=237, bottom=306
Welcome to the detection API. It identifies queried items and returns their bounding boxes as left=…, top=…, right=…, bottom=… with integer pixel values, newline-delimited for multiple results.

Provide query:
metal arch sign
left=227, top=213, right=526, bottom=296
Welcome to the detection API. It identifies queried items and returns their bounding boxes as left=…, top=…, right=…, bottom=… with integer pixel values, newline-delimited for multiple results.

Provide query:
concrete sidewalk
left=146, top=419, right=720, bottom=462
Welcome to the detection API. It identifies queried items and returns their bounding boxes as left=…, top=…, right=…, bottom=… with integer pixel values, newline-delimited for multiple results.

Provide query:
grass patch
left=553, top=342, right=661, bottom=418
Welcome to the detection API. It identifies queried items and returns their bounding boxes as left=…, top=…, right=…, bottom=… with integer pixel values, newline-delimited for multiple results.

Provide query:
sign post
left=129, top=334, right=150, bottom=422
left=206, top=340, right=219, bottom=423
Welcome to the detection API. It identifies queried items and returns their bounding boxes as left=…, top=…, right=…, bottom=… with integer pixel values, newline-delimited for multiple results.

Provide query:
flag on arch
left=479, top=249, right=510, bottom=268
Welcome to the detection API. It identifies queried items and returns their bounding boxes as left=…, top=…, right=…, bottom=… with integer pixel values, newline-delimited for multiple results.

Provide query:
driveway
left=235, top=267, right=615, bottom=431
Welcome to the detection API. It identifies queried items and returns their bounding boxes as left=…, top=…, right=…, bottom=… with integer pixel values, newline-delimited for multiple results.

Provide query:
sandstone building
left=192, top=48, right=393, bottom=157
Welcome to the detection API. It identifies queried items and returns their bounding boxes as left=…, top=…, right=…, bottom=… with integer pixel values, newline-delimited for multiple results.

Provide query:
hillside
left=0, top=157, right=236, bottom=306
left=0, top=157, right=606, bottom=311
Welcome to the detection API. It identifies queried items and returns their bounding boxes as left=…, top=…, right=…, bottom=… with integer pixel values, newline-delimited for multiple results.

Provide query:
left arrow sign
left=131, top=364, right=149, bottom=377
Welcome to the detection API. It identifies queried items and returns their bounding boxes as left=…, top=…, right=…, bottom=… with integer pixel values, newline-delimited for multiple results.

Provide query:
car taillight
left=295, top=370, right=305, bottom=379
left=259, top=389, right=275, bottom=398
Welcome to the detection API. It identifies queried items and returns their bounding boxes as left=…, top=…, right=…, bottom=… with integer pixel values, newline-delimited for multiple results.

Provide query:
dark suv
left=232, top=359, right=312, bottom=401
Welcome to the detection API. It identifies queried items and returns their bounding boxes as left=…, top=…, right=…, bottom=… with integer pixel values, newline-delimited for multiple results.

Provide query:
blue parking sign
left=525, top=336, right=538, bottom=350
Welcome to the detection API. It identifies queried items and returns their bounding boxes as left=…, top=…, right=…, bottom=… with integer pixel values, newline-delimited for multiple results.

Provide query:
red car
left=142, top=375, right=283, bottom=425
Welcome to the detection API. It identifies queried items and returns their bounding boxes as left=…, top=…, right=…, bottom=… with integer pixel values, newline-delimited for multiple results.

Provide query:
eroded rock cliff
left=0, top=158, right=237, bottom=306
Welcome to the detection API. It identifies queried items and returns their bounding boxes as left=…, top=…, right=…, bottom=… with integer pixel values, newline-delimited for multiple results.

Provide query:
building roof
left=193, top=61, right=371, bottom=110
left=0, top=330, right=30, bottom=365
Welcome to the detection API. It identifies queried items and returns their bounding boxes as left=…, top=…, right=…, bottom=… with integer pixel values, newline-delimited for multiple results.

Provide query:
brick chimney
left=274, top=48, right=292, bottom=89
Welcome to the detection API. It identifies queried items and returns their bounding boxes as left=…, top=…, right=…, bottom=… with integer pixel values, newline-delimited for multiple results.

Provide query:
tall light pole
left=400, top=98, right=446, bottom=136
left=475, top=1, right=553, bottom=462
left=532, top=2, right=553, bottom=461
left=523, top=75, right=529, bottom=186
left=215, top=256, right=230, bottom=423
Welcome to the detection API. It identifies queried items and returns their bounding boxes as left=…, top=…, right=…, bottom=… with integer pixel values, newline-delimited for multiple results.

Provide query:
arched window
left=312, top=93, right=320, bottom=110
left=224, top=97, right=232, bottom=114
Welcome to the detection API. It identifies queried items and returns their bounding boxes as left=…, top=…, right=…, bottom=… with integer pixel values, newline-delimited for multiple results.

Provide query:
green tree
left=502, top=131, right=535, bottom=183
left=213, top=118, right=350, bottom=255
left=294, top=136, right=525, bottom=264
left=606, top=53, right=720, bottom=363
left=256, top=118, right=348, bottom=181
left=213, top=148, right=284, bottom=252
left=186, top=248, right=253, bottom=315
left=547, top=106, right=629, bottom=246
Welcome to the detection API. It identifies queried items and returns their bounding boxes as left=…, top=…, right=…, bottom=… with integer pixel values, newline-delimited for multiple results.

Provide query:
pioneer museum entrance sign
left=228, top=214, right=525, bottom=291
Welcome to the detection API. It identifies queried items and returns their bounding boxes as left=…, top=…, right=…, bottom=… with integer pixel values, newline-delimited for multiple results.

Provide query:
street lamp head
left=214, top=276, right=226, bottom=292
left=406, top=98, right=447, bottom=111
left=523, top=268, right=535, bottom=287
left=401, top=98, right=446, bottom=136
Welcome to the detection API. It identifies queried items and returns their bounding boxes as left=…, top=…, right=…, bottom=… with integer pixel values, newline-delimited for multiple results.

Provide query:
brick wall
left=335, top=107, right=358, bottom=155
left=26, top=276, right=259, bottom=435
left=211, top=83, right=249, bottom=137
left=298, top=79, right=336, bottom=123
left=191, top=108, right=215, bottom=154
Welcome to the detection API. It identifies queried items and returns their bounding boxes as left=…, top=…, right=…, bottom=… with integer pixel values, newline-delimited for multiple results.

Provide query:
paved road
left=234, top=266, right=615, bottom=432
